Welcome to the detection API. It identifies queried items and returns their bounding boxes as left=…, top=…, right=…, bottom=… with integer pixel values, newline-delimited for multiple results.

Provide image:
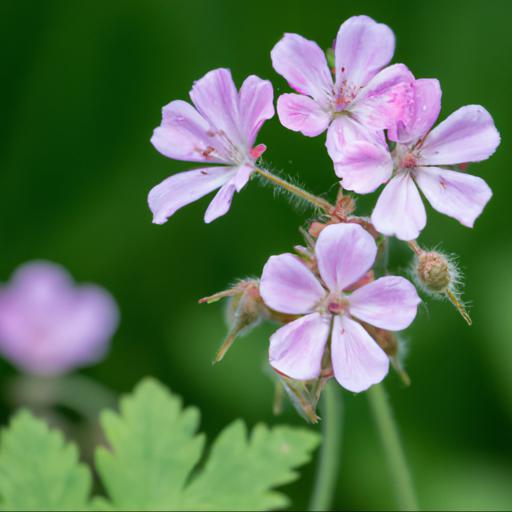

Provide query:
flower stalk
left=367, top=384, right=419, bottom=511
left=309, top=382, right=343, bottom=511
left=254, top=167, right=334, bottom=214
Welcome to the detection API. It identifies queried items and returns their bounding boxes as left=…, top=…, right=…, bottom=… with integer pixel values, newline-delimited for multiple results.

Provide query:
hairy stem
left=367, top=384, right=419, bottom=511
left=309, top=382, right=343, bottom=511
left=255, top=167, right=333, bottom=213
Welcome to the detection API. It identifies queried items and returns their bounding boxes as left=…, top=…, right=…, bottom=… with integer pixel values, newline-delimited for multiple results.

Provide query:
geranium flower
left=271, top=15, right=413, bottom=192
left=260, top=224, right=420, bottom=392
left=0, top=261, right=119, bottom=376
left=149, top=68, right=274, bottom=224
left=371, top=79, right=500, bottom=240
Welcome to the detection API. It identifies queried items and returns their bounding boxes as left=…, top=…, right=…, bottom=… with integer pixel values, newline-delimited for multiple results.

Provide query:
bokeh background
left=1, top=0, right=511, bottom=509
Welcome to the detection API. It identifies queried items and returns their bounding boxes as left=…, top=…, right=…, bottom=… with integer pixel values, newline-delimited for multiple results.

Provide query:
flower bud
left=413, top=248, right=472, bottom=325
left=200, top=280, right=267, bottom=363
left=416, top=251, right=451, bottom=292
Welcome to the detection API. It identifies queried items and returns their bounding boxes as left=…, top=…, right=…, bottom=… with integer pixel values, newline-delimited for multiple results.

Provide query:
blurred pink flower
left=260, top=224, right=420, bottom=393
left=371, top=79, right=501, bottom=240
left=272, top=16, right=413, bottom=192
left=149, top=68, right=274, bottom=224
left=0, top=261, right=119, bottom=376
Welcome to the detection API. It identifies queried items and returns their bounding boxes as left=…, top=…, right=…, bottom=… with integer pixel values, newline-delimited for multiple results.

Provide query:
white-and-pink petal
left=148, top=167, right=235, bottom=224
left=334, top=15, right=395, bottom=89
left=326, top=117, right=393, bottom=193
left=260, top=253, right=326, bottom=315
left=418, top=105, right=500, bottom=166
left=238, top=75, right=275, bottom=147
left=331, top=315, right=389, bottom=393
left=351, top=63, right=414, bottom=131
left=389, top=78, right=442, bottom=144
left=414, top=166, right=492, bottom=228
left=269, top=313, right=331, bottom=381
left=151, top=100, right=228, bottom=163
left=189, top=68, right=245, bottom=151
left=316, top=223, right=377, bottom=292
left=371, top=172, right=426, bottom=241
left=203, top=182, right=237, bottom=224
left=349, top=276, right=421, bottom=331
left=271, top=33, right=334, bottom=108
left=276, top=93, right=331, bottom=137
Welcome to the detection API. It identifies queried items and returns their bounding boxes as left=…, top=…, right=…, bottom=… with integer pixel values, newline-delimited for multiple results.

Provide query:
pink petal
left=331, top=316, right=389, bottom=392
left=414, top=166, right=492, bottom=227
left=351, top=63, right=414, bottom=131
left=418, top=105, right=500, bottom=165
left=334, top=15, right=395, bottom=88
left=203, top=164, right=255, bottom=224
left=260, top=253, right=326, bottom=315
left=203, top=182, right=236, bottom=224
left=316, top=223, right=377, bottom=292
left=371, top=172, right=426, bottom=241
left=349, top=276, right=421, bottom=331
left=269, top=313, right=331, bottom=380
left=189, top=68, right=245, bottom=152
left=151, top=100, right=229, bottom=164
left=239, top=75, right=275, bottom=147
left=390, top=78, right=442, bottom=144
left=232, top=164, right=253, bottom=192
left=326, top=117, right=393, bottom=193
left=277, top=93, right=331, bottom=137
left=148, top=167, right=235, bottom=224
left=271, top=33, right=334, bottom=107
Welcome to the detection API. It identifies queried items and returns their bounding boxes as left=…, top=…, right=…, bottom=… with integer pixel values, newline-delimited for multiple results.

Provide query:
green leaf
left=95, top=378, right=205, bottom=510
left=0, top=410, right=91, bottom=511
left=181, top=421, right=320, bottom=511
left=96, top=378, right=320, bottom=511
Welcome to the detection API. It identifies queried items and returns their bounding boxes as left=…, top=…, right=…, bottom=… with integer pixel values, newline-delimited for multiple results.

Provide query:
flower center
left=334, top=82, right=358, bottom=112
left=327, top=294, right=350, bottom=315
left=401, top=152, right=417, bottom=169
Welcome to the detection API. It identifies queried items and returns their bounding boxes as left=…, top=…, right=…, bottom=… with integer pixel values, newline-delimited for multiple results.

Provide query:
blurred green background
left=1, top=0, right=511, bottom=509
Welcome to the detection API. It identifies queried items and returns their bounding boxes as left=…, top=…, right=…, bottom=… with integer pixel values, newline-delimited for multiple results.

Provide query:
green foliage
left=0, top=378, right=320, bottom=511
left=181, top=421, right=319, bottom=511
left=95, top=378, right=205, bottom=510
left=0, top=410, right=92, bottom=511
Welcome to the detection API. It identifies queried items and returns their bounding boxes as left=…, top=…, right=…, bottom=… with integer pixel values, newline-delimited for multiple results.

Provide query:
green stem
left=367, top=384, right=419, bottom=511
left=309, top=382, right=343, bottom=511
left=8, top=374, right=117, bottom=421
left=254, top=167, right=333, bottom=214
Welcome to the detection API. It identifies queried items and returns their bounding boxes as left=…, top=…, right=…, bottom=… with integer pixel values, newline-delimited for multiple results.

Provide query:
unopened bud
left=413, top=248, right=472, bottom=326
left=417, top=251, right=451, bottom=292
left=200, top=280, right=267, bottom=363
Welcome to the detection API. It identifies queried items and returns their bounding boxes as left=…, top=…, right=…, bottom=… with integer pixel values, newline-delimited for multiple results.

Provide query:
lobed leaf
left=0, top=410, right=91, bottom=511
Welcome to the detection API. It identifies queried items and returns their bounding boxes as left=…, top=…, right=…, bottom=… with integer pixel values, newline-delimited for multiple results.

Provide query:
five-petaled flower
left=272, top=15, right=414, bottom=193
left=260, top=224, right=420, bottom=392
left=149, top=68, right=274, bottom=224
left=0, top=261, right=119, bottom=376
left=371, top=78, right=500, bottom=240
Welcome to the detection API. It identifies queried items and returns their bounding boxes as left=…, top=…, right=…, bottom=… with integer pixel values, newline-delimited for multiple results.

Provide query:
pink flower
left=371, top=79, right=500, bottom=240
left=0, top=262, right=119, bottom=376
left=149, top=68, right=274, bottom=224
left=271, top=15, right=414, bottom=193
left=259, top=224, right=420, bottom=392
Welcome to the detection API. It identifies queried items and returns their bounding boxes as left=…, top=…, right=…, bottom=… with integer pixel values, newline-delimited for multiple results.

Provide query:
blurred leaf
left=95, top=378, right=319, bottom=511
left=421, top=458, right=512, bottom=511
left=480, top=249, right=512, bottom=418
left=0, top=410, right=92, bottom=511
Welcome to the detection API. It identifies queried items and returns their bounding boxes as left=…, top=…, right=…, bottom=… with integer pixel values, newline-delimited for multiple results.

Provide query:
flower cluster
left=149, top=16, right=500, bottom=415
